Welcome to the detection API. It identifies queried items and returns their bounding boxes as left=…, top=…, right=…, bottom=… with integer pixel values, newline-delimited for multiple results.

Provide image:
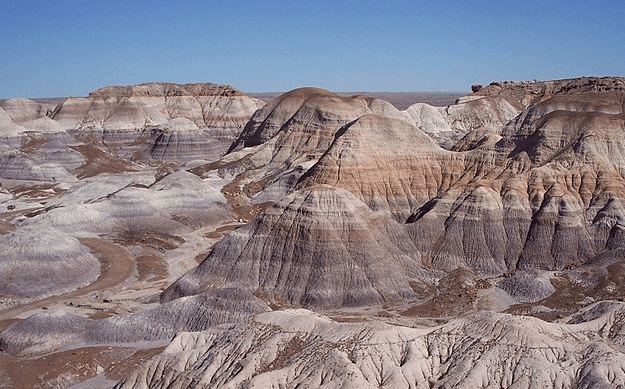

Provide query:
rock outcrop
left=3, top=77, right=625, bottom=389
left=52, top=82, right=264, bottom=162
left=0, top=82, right=263, bottom=184
left=172, top=77, right=625, bottom=312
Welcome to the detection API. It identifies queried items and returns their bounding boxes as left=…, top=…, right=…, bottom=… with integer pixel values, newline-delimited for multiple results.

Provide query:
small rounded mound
left=163, top=117, right=200, bottom=132
left=22, top=116, right=65, bottom=133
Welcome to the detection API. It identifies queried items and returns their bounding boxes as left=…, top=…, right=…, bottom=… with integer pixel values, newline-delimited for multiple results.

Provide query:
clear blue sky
left=1, top=0, right=624, bottom=98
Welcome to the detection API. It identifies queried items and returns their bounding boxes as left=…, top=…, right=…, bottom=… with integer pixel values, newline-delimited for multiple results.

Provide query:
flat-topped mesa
left=416, top=76, right=625, bottom=151
left=87, top=82, right=245, bottom=99
left=473, top=77, right=625, bottom=97
left=0, top=82, right=265, bottom=183
left=470, top=76, right=625, bottom=105
left=51, top=82, right=265, bottom=162
left=55, top=82, right=260, bottom=132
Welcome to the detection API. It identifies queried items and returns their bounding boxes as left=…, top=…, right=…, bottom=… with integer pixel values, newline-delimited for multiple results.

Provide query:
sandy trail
left=0, top=238, right=134, bottom=321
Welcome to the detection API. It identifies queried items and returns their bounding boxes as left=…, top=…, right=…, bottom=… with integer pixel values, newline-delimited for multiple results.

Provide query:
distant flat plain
left=3, top=92, right=467, bottom=110
left=249, top=91, right=467, bottom=109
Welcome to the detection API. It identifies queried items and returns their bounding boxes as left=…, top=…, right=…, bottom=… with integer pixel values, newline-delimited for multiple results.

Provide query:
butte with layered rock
left=1, top=77, right=625, bottom=389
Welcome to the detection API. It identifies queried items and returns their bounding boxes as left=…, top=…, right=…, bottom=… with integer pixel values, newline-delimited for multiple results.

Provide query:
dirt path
left=0, top=238, right=134, bottom=321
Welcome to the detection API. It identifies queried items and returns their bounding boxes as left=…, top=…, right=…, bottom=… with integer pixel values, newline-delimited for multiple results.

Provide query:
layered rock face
left=162, top=186, right=435, bottom=308
left=0, top=104, right=84, bottom=181
left=190, top=88, right=420, bottom=208
left=4, top=77, right=625, bottom=389
left=171, top=77, right=625, bottom=314
left=297, top=78, right=625, bottom=276
left=228, top=87, right=404, bottom=153
left=0, top=82, right=263, bottom=183
left=53, top=82, right=264, bottom=161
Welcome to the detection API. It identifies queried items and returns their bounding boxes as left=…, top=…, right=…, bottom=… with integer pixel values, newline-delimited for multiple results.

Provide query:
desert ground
left=2, top=78, right=625, bottom=388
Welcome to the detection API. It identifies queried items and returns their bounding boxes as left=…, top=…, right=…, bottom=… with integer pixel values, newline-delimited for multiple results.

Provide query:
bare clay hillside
left=1, top=77, right=625, bottom=389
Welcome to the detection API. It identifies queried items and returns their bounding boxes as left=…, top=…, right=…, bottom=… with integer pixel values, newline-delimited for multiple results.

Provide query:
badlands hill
left=165, top=77, right=625, bottom=311
left=2, top=77, right=625, bottom=388
left=0, top=82, right=264, bottom=182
